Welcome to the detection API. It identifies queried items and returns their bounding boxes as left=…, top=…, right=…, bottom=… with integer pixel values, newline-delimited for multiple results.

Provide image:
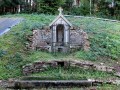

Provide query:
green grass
left=27, top=66, right=116, bottom=80
left=37, top=85, right=120, bottom=90
left=21, top=66, right=120, bottom=89
left=67, top=17, right=120, bottom=61
left=0, top=14, right=120, bottom=80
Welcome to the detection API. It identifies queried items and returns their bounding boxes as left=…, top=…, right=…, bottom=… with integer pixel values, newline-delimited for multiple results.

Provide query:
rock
left=94, top=65, right=114, bottom=72
left=88, top=79, right=95, bottom=82
left=114, top=72, right=120, bottom=77
left=46, top=61, right=58, bottom=67
left=0, top=80, right=2, bottom=83
left=100, top=63, right=104, bottom=65
left=113, top=80, right=120, bottom=85
left=83, top=40, right=90, bottom=51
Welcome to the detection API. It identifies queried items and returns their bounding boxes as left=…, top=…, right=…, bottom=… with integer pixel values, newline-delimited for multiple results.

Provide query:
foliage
left=0, top=0, right=120, bottom=20
left=0, top=0, right=22, bottom=7
left=36, top=0, right=65, bottom=14
left=30, top=66, right=115, bottom=80
left=0, top=14, right=55, bottom=79
left=0, top=0, right=23, bottom=14
left=94, top=0, right=120, bottom=19
left=0, top=49, right=7, bottom=58
left=68, top=16, right=120, bottom=61
left=75, top=50, right=97, bottom=61
left=71, top=6, right=89, bottom=15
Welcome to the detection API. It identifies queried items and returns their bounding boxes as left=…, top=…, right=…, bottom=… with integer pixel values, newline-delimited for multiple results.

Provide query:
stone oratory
left=29, top=7, right=90, bottom=53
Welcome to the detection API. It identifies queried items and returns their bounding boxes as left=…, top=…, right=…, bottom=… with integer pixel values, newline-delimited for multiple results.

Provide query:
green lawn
left=0, top=14, right=120, bottom=81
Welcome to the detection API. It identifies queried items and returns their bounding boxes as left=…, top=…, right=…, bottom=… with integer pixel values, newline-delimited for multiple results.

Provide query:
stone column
left=64, top=26, right=69, bottom=47
left=53, top=25, right=56, bottom=46
left=64, top=26, right=69, bottom=44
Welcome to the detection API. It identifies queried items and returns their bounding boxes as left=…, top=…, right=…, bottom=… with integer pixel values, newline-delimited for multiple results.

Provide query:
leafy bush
left=0, top=50, right=7, bottom=58
left=36, top=0, right=65, bottom=14
left=71, top=6, right=89, bottom=15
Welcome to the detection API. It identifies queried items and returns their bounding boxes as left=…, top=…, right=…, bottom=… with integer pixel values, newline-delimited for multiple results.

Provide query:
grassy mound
left=0, top=14, right=120, bottom=80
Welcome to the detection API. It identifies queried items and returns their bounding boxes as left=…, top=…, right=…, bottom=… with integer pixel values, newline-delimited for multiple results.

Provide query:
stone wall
left=70, top=29, right=90, bottom=51
left=23, top=60, right=114, bottom=76
left=27, top=29, right=52, bottom=51
left=27, top=27, right=90, bottom=52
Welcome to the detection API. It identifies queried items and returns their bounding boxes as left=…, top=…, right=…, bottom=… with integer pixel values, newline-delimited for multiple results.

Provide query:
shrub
left=0, top=50, right=7, bottom=58
left=36, top=0, right=65, bottom=14
left=71, top=6, right=89, bottom=15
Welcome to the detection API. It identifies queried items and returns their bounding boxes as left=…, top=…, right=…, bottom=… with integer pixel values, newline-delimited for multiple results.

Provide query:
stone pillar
left=18, top=5, right=20, bottom=13
left=53, top=25, right=56, bottom=46
left=64, top=26, right=69, bottom=44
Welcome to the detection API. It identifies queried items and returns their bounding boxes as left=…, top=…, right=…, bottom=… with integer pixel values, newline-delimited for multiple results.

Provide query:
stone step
left=4, top=78, right=120, bottom=89
left=7, top=80, right=102, bottom=89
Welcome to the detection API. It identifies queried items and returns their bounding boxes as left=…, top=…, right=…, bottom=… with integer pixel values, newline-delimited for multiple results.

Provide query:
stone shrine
left=49, top=7, right=72, bottom=52
left=29, top=7, right=90, bottom=53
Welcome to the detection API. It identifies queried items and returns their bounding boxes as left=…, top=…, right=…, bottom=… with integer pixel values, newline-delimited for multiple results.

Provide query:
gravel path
left=0, top=17, right=23, bottom=35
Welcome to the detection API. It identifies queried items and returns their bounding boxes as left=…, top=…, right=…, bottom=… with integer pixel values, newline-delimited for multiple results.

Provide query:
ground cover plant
left=0, top=14, right=120, bottom=85
left=68, top=17, right=120, bottom=62
left=27, top=66, right=116, bottom=80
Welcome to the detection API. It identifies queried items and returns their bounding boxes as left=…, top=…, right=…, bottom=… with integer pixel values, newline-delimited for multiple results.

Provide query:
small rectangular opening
left=57, top=61, right=64, bottom=67
left=58, top=48, right=62, bottom=52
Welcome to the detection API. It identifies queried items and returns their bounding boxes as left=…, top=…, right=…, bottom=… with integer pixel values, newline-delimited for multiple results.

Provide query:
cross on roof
left=58, top=7, right=63, bottom=15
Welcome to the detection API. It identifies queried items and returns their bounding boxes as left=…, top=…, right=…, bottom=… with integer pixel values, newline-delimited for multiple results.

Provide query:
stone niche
left=28, top=7, right=90, bottom=53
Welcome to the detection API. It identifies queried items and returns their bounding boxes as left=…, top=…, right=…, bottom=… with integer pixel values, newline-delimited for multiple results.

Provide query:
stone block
left=29, top=26, right=90, bottom=52
left=46, top=61, right=58, bottom=68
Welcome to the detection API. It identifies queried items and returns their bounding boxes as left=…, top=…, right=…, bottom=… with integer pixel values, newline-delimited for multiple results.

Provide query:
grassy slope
left=68, top=17, right=120, bottom=61
left=28, top=67, right=116, bottom=80
left=0, top=14, right=120, bottom=80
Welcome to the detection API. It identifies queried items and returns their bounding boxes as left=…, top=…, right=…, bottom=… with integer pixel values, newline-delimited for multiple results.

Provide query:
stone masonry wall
left=31, top=29, right=51, bottom=50
left=27, top=27, right=90, bottom=52
left=70, top=29, right=90, bottom=51
left=23, top=60, right=114, bottom=76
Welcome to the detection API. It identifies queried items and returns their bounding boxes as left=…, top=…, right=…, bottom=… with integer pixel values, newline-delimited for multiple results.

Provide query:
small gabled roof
left=49, top=7, right=72, bottom=27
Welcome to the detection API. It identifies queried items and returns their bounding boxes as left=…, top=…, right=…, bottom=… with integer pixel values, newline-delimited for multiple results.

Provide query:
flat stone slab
left=4, top=79, right=120, bottom=89
left=8, top=80, right=98, bottom=89
left=0, top=17, right=23, bottom=35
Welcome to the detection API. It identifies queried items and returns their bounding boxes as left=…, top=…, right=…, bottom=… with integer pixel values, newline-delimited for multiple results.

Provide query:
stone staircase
left=1, top=59, right=120, bottom=89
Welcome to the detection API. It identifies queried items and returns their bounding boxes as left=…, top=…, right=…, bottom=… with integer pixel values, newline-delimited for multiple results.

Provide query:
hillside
left=0, top=14, right=120, bottom=82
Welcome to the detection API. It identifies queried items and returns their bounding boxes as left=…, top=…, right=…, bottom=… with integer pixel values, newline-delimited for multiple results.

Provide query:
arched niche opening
left=56, top=24, right=64, bottom=46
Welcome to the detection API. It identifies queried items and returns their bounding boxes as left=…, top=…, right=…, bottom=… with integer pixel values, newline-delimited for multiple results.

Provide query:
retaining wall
left=23, top=60, right=114, bottom=75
